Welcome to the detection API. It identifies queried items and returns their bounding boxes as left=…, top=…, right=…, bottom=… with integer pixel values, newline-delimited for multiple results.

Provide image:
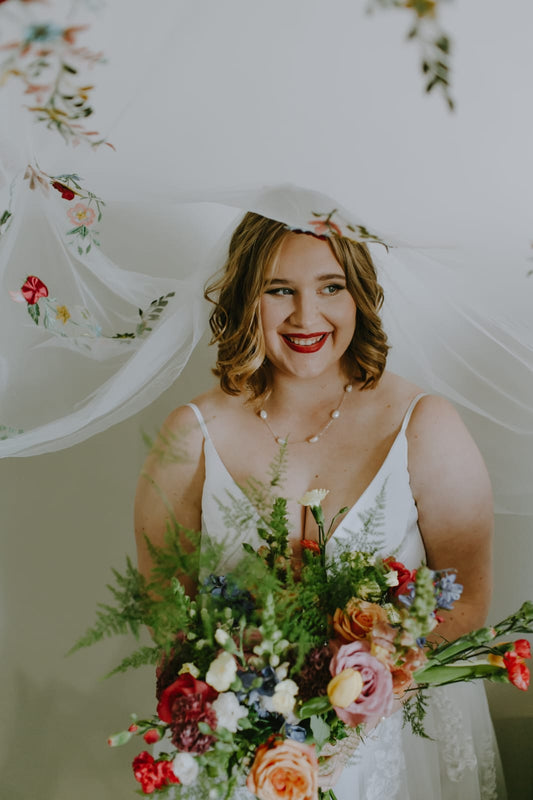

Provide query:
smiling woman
left=259, top=235, right=357, bottom=382
left=134, top=208, right=505, bottom=798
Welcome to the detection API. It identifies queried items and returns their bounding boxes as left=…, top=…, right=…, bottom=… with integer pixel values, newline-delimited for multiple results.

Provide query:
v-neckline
left=203, top=424, right=407, bottom=543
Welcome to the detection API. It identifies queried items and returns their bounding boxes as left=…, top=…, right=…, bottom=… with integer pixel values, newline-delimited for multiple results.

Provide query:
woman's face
left=259, top=233, right=357, bottom=381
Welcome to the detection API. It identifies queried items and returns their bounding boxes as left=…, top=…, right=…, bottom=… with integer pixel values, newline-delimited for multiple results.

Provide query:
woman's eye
left=266, top=287, right=293, bottom=296
left=321, top=284, right=345, bottom=295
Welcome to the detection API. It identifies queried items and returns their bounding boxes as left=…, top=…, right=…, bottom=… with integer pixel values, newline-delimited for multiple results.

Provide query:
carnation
left=212, top=691, right=248, bottom=732
left=299, top=489, right=329, bottom=507
left=172, top=752, right=199, bottom=786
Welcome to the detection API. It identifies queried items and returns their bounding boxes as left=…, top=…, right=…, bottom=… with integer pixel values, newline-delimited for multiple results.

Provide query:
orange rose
left=247, top=737, right=318, bottom=800
left=333, top=599, right=389, bottom=642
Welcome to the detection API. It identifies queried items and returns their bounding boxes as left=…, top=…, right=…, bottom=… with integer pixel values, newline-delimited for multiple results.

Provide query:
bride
left=135, top=211, right=506, bottom=798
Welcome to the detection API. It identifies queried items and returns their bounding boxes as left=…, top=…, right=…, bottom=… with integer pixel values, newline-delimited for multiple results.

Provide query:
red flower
left=301, top=539, right=320, bottom=554
left=21, top=275, right=48, bottom=305
left=132, top=751, right=179, bottom=794
left=143, top=728, right=161, bottom=744
left=157, top=673, right=217, bottom=723
left=514, top=639, right=531, bottom=659
left=503, top=651, right=530, bottom=691
left=51, top=181, right=75, bottom=201
left=384, top=558, right=415, bottom=599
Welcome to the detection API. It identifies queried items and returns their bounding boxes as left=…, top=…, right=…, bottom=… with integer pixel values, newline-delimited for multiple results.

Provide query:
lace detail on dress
left=478, top=731, right=499, bottom=800
left=432, top=686, right=478, bottom=781
left=318, top=727, right=362, bottom=790
left=364, top=712, right=406, bottom=800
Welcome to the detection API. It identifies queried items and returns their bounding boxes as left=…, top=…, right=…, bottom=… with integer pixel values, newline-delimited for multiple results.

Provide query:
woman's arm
left=134, top=405, right=205, bottom=598
left=407, top=395, right=494, bottom=642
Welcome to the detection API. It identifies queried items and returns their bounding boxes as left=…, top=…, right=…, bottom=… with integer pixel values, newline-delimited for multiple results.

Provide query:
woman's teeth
left=285, top=335, right=325, bottom=346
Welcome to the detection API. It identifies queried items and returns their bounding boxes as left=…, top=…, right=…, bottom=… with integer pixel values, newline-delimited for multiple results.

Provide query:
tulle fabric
left=1, top=1, right=532, bottom=525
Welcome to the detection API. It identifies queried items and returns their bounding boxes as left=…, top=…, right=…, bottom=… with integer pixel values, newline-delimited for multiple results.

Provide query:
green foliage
left=369, top=0, right=455, bottom=110
left=402, top=688, right=432, bottom=738
left=113, top=292, right=176, bottom=339
left=70, top=557, right=151, bottom=654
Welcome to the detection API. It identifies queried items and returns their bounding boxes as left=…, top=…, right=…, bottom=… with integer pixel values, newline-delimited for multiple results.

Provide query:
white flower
left=272, top=679, right=299, bottom=717
left=299, top=489, right=329, bottom=508
left=212, top=691, right=248, bottom=733
left=205, top=651, right=237, bottom=692
left=171, top=752, right=199, bottom=786
left=215, top=627, right=229, bottom=646
left=178, top=662, right=200, bottom=678
left=385, top=569, right=399, bottom=588
left=275, top=662, right=289, bottom=681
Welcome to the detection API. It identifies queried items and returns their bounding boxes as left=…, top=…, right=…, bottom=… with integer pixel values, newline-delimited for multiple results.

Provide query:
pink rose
left=329, top=640, right=393, bottom=726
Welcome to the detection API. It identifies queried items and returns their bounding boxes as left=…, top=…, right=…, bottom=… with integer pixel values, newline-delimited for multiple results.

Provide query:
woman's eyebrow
left=264, top=273, right=346, bottom=285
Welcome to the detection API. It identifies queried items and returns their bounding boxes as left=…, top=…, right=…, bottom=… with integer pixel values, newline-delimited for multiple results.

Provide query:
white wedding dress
left=188, top=396, right=507, bottom=800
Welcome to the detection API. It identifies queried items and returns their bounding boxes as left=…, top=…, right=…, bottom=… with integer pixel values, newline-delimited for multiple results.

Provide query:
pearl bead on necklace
left=258, top=384, right=352, bottom=445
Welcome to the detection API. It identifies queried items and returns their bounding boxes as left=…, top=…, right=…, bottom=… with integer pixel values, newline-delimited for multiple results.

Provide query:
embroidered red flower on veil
left=51, top=181, right=76, bottom=200
left=20, top=275, right=48, bottom=305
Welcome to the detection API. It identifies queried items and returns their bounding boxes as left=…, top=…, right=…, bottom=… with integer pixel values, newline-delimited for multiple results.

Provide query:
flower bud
left=143, top=729, right=160, bottom=744
left=327, top=668, right=363, bottom=708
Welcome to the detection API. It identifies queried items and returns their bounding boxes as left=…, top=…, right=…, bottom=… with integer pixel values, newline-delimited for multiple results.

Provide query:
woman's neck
left=266, top=368, right=352, bottom=415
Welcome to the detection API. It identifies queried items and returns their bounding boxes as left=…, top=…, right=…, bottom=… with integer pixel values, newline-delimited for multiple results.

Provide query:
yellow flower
left=487, top=654, right=505, bottom=668
left=327, top=668, right=363, bottom=708
left=55, top=305, right=71, bottom=324
left=178, top=662, right=200, bottom=678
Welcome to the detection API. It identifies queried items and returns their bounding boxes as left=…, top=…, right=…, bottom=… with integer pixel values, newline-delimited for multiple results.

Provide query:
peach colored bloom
left=333, top=599, right=389, bottom=642
left=67, top=203, right=96, bottom=226
left=308, top=218, right=342, bottom=237
left=247, top=737, right=318, bottom=800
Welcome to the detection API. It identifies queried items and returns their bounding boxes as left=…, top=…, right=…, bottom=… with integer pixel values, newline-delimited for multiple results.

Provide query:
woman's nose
left=289, top=292, right=319, bottom=329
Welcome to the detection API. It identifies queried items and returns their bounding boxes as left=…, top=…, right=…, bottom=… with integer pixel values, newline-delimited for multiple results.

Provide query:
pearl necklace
left=258, top=384, right=352, bottom=445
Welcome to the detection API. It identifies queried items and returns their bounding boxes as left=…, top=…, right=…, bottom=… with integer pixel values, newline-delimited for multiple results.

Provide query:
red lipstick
left=281, top=332, right=330, bottom=353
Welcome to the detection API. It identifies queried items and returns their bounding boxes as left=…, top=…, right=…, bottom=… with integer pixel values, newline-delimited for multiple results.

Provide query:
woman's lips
left=281, top=332, right=330, bottom=353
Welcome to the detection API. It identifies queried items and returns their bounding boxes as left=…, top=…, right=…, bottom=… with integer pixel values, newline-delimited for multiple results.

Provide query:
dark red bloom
left=21, top=275, right=48, bottom=305
left=157, top=673, right=217, bottom=723
left=132, top=751, right=179, bottom=794
left=503, top=651, right=530, bottom=691
left=51, top=181, right=75, bottom=200
left=170, top=694, right=217, bottom=754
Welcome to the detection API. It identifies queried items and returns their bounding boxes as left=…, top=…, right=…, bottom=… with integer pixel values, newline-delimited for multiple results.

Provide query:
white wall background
left=1, top=1, right=533, bottom=797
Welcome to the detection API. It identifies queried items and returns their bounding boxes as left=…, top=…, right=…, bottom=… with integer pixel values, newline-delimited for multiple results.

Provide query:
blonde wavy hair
left=205, top=212, right=389, bottom=404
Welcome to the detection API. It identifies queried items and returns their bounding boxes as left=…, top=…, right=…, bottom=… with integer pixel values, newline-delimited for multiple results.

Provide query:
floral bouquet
left=72, top=488, right=533, bottom=800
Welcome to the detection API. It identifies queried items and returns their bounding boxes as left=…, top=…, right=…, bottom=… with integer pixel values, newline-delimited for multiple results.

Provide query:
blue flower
left=200, top=574, right=255, bottom=618
left=398, top=581, right=416, bottom=607
left=285, top=723, right=307, bottom=742
left=434, top=571, right=463, bottom=610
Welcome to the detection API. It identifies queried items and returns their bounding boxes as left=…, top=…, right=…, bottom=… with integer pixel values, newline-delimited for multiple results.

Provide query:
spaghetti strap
left=399, top=393, right=429, bottom=433
left=186, top=402, right=212, bottom=442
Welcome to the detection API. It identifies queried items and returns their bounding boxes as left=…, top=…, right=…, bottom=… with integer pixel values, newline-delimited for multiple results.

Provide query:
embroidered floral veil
left=0, top=0, right=532, bottom=522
